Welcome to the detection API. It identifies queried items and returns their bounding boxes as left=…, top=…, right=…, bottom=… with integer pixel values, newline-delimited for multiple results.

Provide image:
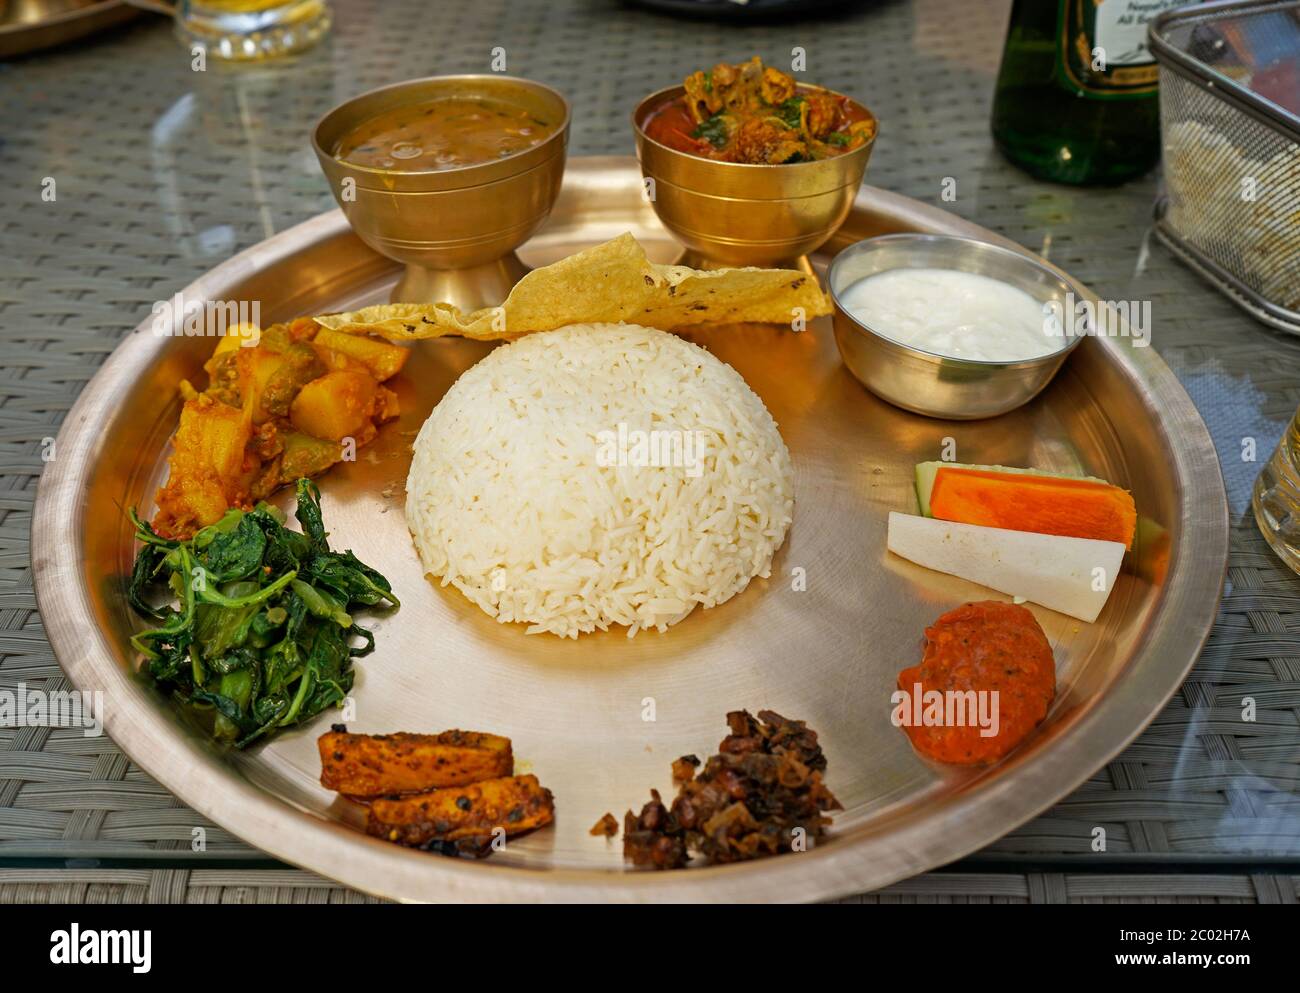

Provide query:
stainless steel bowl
left=828, top=234, right=1086, bottom=420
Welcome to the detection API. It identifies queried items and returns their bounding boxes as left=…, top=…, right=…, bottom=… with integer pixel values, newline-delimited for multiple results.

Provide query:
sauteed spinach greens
left=127, top=478, right=398, bottom=748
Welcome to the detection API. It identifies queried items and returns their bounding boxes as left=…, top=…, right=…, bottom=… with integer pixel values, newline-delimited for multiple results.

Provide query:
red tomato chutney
left=895, top=601, right=1055, bottom=765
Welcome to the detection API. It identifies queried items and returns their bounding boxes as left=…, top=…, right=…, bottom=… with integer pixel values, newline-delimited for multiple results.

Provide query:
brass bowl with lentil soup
left=334, top=94, right=561, bottom=173
left=313, top=75, right=570, bottom=309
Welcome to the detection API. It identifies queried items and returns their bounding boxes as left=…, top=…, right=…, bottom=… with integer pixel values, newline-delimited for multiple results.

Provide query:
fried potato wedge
left=314, top=232, right=831, bottom=341
left=318, top=730, right=513, bottom=797
left=311, top=326, right=409, bottom=381
left=366, top=774, right=555, bottom=846
left=152, top=394, right=254, bottom=539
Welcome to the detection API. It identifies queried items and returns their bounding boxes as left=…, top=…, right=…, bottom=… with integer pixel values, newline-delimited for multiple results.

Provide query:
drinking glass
left=128, top=0, right=332, bottom=61
left=1253, top=406, right=1300, bottom=575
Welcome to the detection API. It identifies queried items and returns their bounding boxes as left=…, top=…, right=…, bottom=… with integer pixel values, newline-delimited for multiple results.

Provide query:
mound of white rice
left=405, top=323, right=794, bottom=638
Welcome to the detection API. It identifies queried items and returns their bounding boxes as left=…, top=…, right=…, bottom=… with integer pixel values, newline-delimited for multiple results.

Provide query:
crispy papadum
left=314, top=233, right=831, bottom=340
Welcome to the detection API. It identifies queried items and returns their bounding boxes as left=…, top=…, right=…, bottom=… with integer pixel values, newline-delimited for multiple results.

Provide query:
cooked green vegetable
left=127, top=478, right=398, bottom=748
left=773, top=96, right=806, bottom=129
left=691, top=113, right=731, bottom=149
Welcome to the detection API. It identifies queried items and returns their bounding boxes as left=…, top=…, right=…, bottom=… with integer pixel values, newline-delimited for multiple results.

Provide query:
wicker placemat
left=2, top=0, right=1299, bottom=903
left=0, top=866, right=1294, bottom=904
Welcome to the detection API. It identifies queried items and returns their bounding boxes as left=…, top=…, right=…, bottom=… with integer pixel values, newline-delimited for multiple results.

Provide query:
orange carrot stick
left=929, top=467, right=1137, bottom=549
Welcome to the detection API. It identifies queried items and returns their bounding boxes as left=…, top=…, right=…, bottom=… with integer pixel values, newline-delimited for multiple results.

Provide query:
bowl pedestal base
left=391, top=252, right=531, bottom=311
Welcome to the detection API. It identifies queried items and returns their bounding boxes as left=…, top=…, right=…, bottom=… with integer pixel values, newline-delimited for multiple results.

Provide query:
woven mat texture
left=1, top=0, right=1299, bottom=902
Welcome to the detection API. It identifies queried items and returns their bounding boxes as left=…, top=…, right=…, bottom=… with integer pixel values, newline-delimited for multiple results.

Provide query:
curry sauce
left=642, top=56, right=874, bottom=164
left=334, top=96, right=557, bottom=171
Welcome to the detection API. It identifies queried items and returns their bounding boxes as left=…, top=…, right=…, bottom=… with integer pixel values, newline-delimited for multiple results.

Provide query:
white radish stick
left=886, top=512, right=1126, bottom=623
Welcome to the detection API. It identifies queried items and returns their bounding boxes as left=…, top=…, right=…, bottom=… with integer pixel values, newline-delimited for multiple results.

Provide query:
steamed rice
left=405, top=323, right=794, bottom=638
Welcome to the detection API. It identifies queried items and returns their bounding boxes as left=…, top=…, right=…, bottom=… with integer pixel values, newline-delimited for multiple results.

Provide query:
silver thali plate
left=33, top=156, right=1229, bottom=902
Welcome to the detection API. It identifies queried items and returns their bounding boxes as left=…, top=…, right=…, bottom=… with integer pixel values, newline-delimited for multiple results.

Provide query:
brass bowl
left=313, top=75, right=569, bottom=310
left=631, top=83, right=876, bottom=269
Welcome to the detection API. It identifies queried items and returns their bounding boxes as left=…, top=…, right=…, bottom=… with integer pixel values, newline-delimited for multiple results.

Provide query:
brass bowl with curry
left=313, top=75, right=570, bottom=311
left=633, top=57, right=878, bottom=270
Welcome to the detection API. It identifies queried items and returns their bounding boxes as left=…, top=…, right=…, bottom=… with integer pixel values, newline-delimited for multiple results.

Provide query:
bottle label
left=1057, top=0, right=1185, bottom=99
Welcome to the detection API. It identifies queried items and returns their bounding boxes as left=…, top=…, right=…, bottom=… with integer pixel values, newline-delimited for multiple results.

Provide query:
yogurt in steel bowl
left=828, top=233, right=1085, bottom=420
left=836, top=267, right=1067, bottom=363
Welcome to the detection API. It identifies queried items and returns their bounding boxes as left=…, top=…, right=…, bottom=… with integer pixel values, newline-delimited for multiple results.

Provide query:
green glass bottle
left=991, top=0, right=1188, bottom=186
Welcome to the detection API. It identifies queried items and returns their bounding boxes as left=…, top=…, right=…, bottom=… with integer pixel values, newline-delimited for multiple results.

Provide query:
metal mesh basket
left=1151, top=0, right=1300, bottom=334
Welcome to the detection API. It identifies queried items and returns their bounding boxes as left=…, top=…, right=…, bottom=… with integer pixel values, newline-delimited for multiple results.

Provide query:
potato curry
left=642, top=56, right=875, bottom=165
left=152, top=319, right=408, bottom=540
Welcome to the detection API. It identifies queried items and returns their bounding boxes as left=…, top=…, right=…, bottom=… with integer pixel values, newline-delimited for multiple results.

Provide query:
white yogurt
left=838, top=267, right=1065, bottom=361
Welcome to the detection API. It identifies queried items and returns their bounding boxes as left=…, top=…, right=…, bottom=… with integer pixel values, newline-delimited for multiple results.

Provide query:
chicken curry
left=642, top=56, right=875, bottom=165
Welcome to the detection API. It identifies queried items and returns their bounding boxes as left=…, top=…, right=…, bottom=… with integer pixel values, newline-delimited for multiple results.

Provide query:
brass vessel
left=313, top=75, right=569, bottom=311
left=0, top=0, right=140, bottom=59
left=632, top=84, right=876, bottom=270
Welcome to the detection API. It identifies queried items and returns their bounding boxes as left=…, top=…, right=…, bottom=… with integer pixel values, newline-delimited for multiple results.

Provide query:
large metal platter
left=33, top=157, right=1228, bottom=902
left=0, top=1, right=139, bottom=59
